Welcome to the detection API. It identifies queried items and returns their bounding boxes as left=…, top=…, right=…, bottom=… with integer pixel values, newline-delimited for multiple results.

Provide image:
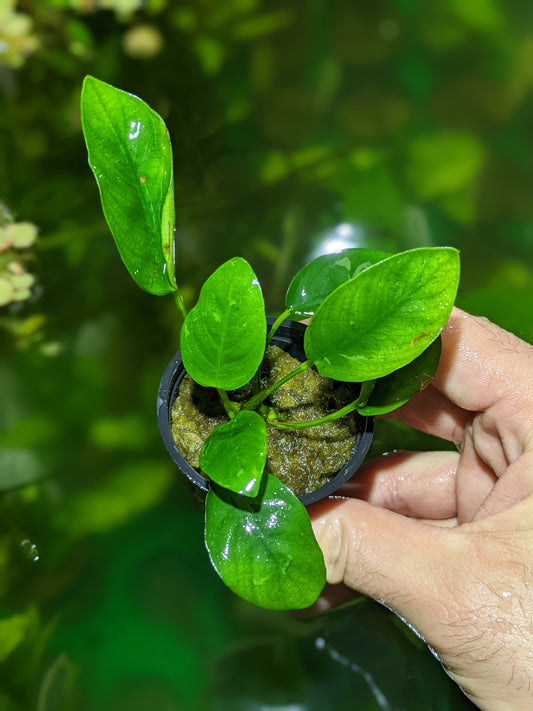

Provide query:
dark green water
left=1, top=1, right=533, bottom=708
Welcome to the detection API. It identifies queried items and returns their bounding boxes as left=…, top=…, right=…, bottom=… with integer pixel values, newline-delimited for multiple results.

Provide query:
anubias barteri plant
left=81, top=76, right=460, bottom=610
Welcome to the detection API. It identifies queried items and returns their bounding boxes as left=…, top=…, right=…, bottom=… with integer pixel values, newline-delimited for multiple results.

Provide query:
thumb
left=309, top=497, right=457, bottom=639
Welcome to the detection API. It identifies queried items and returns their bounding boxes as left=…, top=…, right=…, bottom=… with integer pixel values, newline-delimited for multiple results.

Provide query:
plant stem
left=250, top=308, right=293, bottom=395
left=217, top=389, right=239, bottom=419
left=173, top=289, right=188, bottom=322
left=243, top=359, right=314, bottom=411
left=266, top=308, right=292, bottom=345
left=269, top=379, right=376, bottom=431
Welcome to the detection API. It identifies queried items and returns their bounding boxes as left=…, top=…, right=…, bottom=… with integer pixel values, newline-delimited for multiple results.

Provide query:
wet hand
left=309, top=308, right=533, bottom=710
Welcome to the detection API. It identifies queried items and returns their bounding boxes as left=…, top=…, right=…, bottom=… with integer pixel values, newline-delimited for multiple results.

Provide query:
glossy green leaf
left=181, top=257, right=266, bottom=390
left=305, top=247, right=460, bottom=381
left=359, top=337, right=442, bottom=416
left=285, top=248, right=390, bottom=317
left=199, top=411, right=266, bottom=497
left=205, top=473, right=326, bottom=610
left=81, top=76, right=176, bottom=295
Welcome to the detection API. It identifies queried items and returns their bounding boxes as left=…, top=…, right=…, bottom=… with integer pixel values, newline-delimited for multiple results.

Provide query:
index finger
left=434, top=308, right=533, bottom=412
left=387, top=308, right=533, bottom=447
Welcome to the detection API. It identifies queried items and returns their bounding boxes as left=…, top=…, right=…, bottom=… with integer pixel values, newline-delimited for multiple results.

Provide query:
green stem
left=250, top=308, right=293, bottom=395
left=243, top=359, right=314, bottom=411
left=355, top=378, right=376, bottom=409
left=173, top=289, right=188, bottom=322
left=217, top=389, right=239, bottom=419
left=270, top=379, right=376, bottom=431
left=266, top=308, right=292, bottom=345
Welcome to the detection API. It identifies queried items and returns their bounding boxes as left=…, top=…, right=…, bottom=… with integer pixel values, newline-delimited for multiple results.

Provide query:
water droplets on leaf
left=266, top=513, right=278, bottom=529
left=128, top=120, right=141, bottom=140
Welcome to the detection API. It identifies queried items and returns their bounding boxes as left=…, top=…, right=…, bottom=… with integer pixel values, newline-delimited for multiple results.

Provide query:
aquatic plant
left=81, top=76, right=460, bottom=609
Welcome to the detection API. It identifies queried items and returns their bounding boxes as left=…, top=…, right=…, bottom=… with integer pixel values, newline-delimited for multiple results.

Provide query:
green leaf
left=181, top=257, right=266, bottom=390
left=0, top=448, right=46, bottom=491
left=37, top=655, right=79, bottom=711
left=80, top=76, right=176, bottom=295
left=406, top=132, right=485, bottom=200
left=199, top=411, right=267, bottom=497
left=359, top=337, right=442, bottom=416
left=305, top=247, right=460, bottom=381
left=53, top=460, right=173, bottom=537
left=0, top=609, right=38, bottom=663
left=447, top=0, right=506, bottom=32
left=285, top=248, right=390, bottom=317
left=205, top=473, right=326, bottom=610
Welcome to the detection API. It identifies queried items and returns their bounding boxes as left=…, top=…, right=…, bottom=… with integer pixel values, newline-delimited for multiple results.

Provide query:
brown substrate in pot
left=170, top=345, right=357, bottom=497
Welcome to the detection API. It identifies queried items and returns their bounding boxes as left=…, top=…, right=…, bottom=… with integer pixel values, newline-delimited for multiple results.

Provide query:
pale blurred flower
left=0, top=1, right=39, bottom=68
left=122, top=24, right=164, bottom=59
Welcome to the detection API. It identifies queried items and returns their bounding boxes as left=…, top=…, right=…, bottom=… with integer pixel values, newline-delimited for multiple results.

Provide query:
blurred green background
left=1, top=0, right=532, bottom=708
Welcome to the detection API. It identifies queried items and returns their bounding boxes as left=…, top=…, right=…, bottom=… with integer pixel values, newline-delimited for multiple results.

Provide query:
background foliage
left=1, top=0, right=533, bottom=708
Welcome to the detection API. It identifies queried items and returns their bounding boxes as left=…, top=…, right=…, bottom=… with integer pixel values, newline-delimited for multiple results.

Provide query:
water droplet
left=20, top=539, right=39, bottom=562
left=128, top=121, right=141, bottom=140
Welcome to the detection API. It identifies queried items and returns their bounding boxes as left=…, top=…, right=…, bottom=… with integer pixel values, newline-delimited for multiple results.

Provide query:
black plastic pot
left=157, top=318, right=374, bottom=506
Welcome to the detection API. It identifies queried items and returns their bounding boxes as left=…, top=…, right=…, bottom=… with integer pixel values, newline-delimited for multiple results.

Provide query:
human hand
left=309, top=308, right=533, bottom=710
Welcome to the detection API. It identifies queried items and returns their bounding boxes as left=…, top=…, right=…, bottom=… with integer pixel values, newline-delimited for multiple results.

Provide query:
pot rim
left=157, top=318, right=374, bottom=505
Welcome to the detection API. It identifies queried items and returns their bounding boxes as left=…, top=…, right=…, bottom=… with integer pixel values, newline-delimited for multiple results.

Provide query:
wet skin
left=309, top=308, right=533, bottom=710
